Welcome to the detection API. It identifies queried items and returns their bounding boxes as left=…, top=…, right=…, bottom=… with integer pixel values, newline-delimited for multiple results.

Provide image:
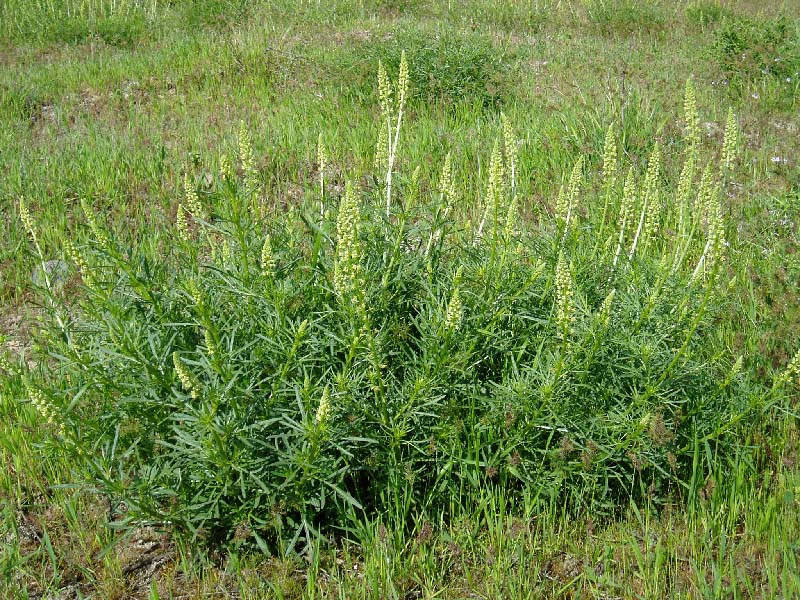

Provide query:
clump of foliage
left=582, top=0, right=666, bottom=36
left=685, top=1, right=732, bottom=30
left=12, top=62, right=797, bottom=554
left=352, top=26, right=513, bottom=108
left=711, top=14, right=800, bottom=103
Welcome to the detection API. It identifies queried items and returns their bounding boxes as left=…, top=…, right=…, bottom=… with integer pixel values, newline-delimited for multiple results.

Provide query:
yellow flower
left=643, top=144, right=662, bottom=243
left=315, top=386, right=331, bottom=427
left=176, top=203, right=190, bottom=243
left=63, top=238, right=95, bottom=289
left=397, top=51, right=409, bottom=111
left=555, top=251, right=574, bottom=338
left=444, top=286, right=463, bottom=332
left=782, top=349, right=800, bottom=385
left=81, top=198, right=111, bottom=246
left=261, top=234, right=276, bottom=276
left=602, top=123, right=618, bottom=192
left=173, top=352, right=199, bottom=399
left=184, top=172, right=206, bottom=220
left=375, top=124, right=389, bottom=174
left=333, top=181, right=363, bottom=303
left=721, top=107, right=739, bottom=172
left=220, top=153, right=234, bottom=182
left=23, top=378, right=60, bottom=431
left=239, top=120, right=257, bottom=196
left=204, top=328, right=218, bottom=359
left=500, top=112, right=517, bottom=196
left=19, top=197, right=37, bottom=244
left=684, top=79, right=701, bottom=155
left=598, top=289, right=615, bottom=328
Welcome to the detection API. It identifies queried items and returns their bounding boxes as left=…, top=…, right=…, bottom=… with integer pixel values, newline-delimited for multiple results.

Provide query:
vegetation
left=1, top=1, right=799, bottom=598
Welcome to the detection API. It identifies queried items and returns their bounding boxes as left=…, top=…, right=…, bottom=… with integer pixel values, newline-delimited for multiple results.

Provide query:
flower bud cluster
left=176, top=204, right=190, bottom=243
left=555, top=252, right=574, bottom=338
left=261, top=234, right=276, bottom=277
left=173, top=352, right=199, bottom=399
left=684, top=79, right=701, bottom=155
left=184, top=172, right=206, bottom=220
left=444, top=286, right=463, bottom=332
left=722, top=107, right=739, bottom=172
left=333, top=181, right=363, bottom=303
left=602, top=124, right=618, bottom=192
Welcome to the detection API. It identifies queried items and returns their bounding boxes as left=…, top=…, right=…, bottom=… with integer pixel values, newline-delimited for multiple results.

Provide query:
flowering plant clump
left=17, top=68, right=795, bottom=552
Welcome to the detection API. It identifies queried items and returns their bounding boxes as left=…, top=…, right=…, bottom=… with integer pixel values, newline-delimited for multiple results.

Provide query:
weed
left=2, top=0, right=800, bottom=596
left=16, top=72, right=790, bottom=557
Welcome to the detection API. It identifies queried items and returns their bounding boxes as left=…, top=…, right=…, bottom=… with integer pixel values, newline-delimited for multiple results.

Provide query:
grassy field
left=1, top=0, right=799, bottom=598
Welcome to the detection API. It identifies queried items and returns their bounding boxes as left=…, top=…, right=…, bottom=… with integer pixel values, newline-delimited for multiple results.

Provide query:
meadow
left=1, top=0, right=799, bottom=598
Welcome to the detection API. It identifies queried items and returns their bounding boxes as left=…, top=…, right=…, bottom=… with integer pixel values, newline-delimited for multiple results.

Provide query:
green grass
left=1, top=0, right=800, bottom=598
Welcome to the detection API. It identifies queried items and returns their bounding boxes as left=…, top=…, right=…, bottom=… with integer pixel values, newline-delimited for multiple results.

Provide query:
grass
left=1, top=0, right=799, bottom=598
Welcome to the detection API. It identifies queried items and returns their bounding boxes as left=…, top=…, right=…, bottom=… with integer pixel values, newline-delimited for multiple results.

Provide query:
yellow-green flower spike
left=239, top=120, right=257, bottom=196
left=183, top=172, right=206, bottom=220
left=731, top=354, right=743, bottom=374
left=488, top=137, right=506, bottom=201
left=80, top=198, right=111, bottom=246
left=477, top=139, right=505, bottom=241
left=204, top=328, right=218, bottom=359
left=620, top=168, right=637, bottom=229
left=397, top=51, right=409, bottom=112
left=602, top=124, right=618, bottom=191
left=721, top=107, right=739, bottom=172
left=598, top=289, right=615, bottom=328
left=692, top=183, right=725, bottom=283
left=23, top=377, right=59, bottom=426
left=377, top=61, right=393, bottom=120
left=684, top=79, right=701, bottom=156
left=176, top=204, right=190, bottom=243
left=444, top=285, right=463, bottom=332
left=19, top=197, right=36, bottom=244
left=261, top=234, right=276, bottom=277
left=186, top=277, right=205, bottom=311
left=220, top=153, right=234, bottom=182
left=500, top=112, right=517, bottom=196
left=63, top=238, right=94, bottom=289
left=315, top=386, right=331, bottom=427
left=675, top=156, right=695, bottom=241
left=504, top=196, right=519, bottom=239
left=439, top=152, right=453, bottom=199
left=483, top=138, right=506, bottom=236
left=333, top=181, right=362, bottom=301
left=173, top=352, right=199, bottom=399
left=643, top=144, right=662, bottom=243
left=375, top=124, right=389, bottom=174
left=565, top=157, right=584, bottom=221
left=612, top=168, right=637, bottom=269
left=0, top=350, right=15, bottom=376
left=676, top=157, right=695, bottom=211
left=222, top=239, right=233, bottom=268
left=555, top=251, right=574, bottom=339
left=781, top=349, right=800, bottom=386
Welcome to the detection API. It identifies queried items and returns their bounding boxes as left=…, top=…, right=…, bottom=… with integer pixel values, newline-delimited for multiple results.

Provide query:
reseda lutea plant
left=15, top=67, right=798, bottom=552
